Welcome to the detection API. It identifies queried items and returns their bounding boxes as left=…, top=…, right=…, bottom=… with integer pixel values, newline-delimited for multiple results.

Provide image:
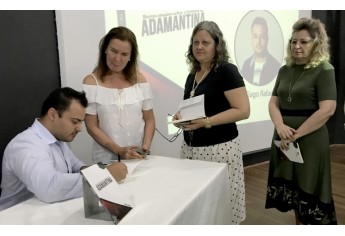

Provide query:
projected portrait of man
left=241, top=16, right=281, bottom=86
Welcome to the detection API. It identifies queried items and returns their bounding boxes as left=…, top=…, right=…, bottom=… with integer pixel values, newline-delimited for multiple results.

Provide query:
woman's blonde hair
left=285, top=18, right=330, bottom=69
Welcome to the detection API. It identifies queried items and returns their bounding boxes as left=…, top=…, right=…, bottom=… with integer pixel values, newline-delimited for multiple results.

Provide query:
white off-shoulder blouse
left=82, top=74, right=154, bottom=164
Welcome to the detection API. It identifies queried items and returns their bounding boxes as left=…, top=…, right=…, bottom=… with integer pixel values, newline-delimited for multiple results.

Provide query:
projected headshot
left=235, top=11, right=283, bottom=86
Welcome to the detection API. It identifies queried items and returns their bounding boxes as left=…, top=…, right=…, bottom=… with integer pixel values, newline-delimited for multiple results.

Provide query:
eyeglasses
left=290, top=39, right=314, bottom=46
left=155, top=114, right=184, bottom=142
left=155, top=127, right=183, bottom=143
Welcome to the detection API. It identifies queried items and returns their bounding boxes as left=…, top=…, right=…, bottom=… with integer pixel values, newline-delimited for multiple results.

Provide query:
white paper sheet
left=274, top=140, right=304, bottom=163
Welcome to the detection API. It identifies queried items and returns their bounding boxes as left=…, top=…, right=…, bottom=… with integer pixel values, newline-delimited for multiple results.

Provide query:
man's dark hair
left=41, top=87, right=88, bottom=117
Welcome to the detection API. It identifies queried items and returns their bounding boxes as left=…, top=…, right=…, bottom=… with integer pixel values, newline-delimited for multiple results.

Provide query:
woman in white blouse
left=82, top=26, right=155, bottom=164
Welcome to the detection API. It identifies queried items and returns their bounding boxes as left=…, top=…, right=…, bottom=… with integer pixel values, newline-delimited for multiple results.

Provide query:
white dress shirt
left=0, top=119, right=85, bottom=211
left=253, top=60, right=265, bottom=85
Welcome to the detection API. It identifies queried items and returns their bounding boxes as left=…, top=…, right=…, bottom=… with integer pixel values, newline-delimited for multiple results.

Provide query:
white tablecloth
left=0, top=155, right=232, bottom=225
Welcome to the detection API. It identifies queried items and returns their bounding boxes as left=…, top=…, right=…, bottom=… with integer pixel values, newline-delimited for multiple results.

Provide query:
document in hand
left=274, top=140, right=304, bottom=163
left=170, top=94, right=206, bottom=124
left=81, top=163, right=133, bottom=224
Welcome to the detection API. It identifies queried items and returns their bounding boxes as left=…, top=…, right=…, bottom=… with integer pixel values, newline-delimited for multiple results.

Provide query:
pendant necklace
left=190, top=69, right=210, bottom=98
left=287, top=68, right=305, bottom=103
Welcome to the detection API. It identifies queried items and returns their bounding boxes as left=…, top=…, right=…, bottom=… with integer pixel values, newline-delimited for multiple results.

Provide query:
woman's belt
left=280, top=108, right=318, bottom=116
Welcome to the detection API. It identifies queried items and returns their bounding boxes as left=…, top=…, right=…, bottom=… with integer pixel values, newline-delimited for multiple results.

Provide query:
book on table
left=81, top=163, right=134, bottom=224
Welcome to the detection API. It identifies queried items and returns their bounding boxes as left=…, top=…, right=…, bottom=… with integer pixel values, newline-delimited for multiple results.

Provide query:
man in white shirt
left=0, top=87, right=127, bottom=211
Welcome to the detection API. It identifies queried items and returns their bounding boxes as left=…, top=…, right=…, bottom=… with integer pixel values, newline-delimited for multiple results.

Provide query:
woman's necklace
left=190, top=69, right=210, bottom=98
left=287, top=68, right=305, bottom=103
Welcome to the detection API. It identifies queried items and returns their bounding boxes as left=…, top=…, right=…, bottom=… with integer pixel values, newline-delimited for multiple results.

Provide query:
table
left=0, top=155, right=232, bottom=225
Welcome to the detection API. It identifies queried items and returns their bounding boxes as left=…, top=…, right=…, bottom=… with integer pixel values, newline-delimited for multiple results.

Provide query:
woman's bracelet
left=204, top=117, right=211, bottom=129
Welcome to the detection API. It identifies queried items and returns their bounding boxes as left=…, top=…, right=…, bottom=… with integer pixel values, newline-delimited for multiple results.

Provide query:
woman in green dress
left=265, top=17, right=337, bottom=224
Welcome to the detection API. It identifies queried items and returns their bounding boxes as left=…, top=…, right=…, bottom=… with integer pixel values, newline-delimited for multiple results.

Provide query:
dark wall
left=312, top=11, right=345, bottom=144
left=0, top=11, right=60, bottom=188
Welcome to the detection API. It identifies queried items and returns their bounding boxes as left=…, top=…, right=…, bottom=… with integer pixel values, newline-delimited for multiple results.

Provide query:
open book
left=169, top=94, right=206, bottom=125
left=274, top=140, right=304, bottom=163
left=81, top=163, right=134, bottom=224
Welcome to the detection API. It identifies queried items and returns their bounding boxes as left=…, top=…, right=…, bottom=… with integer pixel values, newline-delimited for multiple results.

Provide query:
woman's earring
left=128, top=58, right=131, bottom=61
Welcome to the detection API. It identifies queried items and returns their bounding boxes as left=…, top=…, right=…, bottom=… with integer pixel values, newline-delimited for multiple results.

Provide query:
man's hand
left=106, top=162, right=128, bottom=182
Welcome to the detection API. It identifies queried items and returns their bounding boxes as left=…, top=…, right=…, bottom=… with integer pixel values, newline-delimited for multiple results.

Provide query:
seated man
left=0, top=87, right=127, bottom=211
